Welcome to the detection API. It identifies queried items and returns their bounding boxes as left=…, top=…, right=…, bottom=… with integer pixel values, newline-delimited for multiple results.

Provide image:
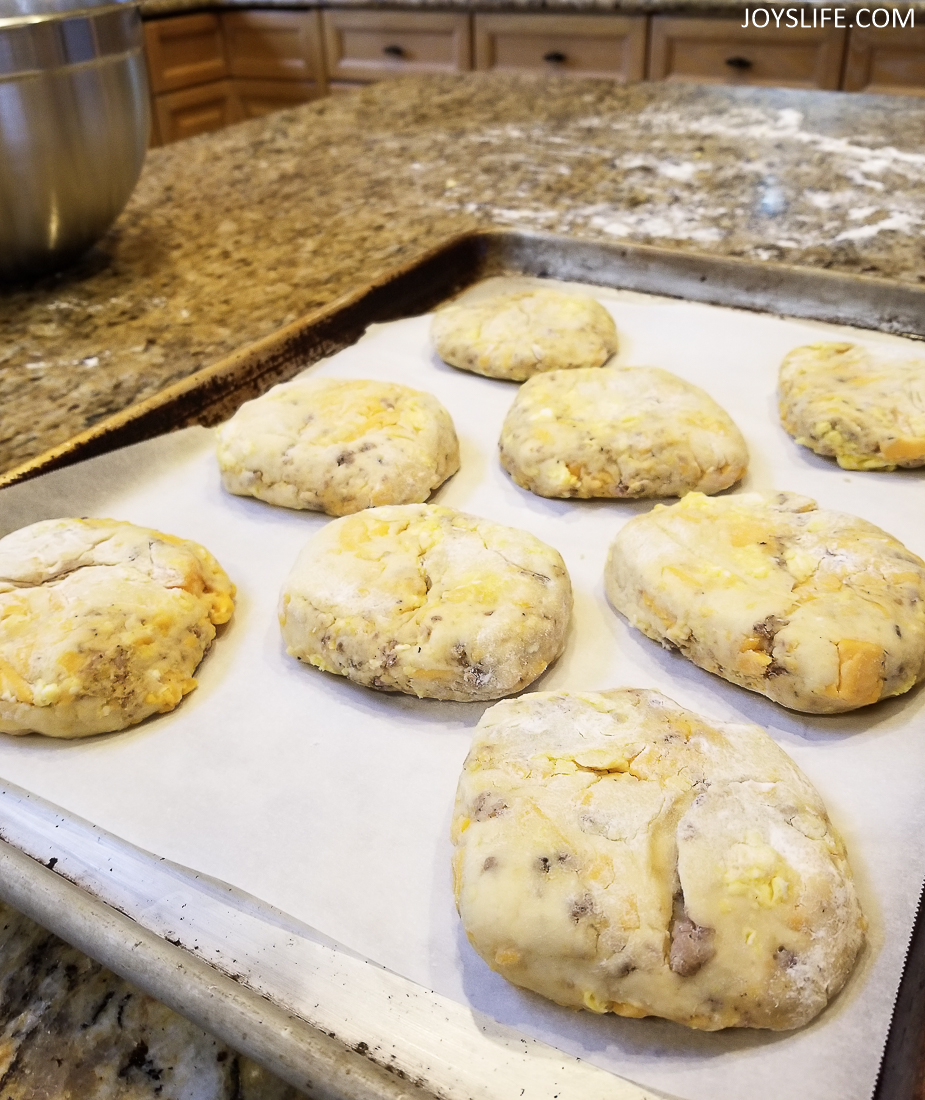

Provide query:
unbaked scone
left=452, top=688, right=865, bottom=1031
left=499, top=367, right=748, bottom=498
left=216, top=378, right=459, bottom=516
left=431, top=288, right=618, bottom=382
left=605, top=491, right=925, bottom=713
left=279, top=504, right=571, bottom=700
left=0, top=518, right=235, bottom=738
left=779, top=342, right=925, bottom=470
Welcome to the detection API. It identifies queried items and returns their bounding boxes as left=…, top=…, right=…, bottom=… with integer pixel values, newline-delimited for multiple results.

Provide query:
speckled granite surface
left=2, top=74, right=925, bottom=1098
left=0, top=899, right=302, bottom=1099
left=4, top=76, right=925, bottom=479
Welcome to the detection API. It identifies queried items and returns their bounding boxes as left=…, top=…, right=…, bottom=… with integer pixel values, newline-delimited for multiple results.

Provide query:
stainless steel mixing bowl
left=0, top=0, right=149, bottom=280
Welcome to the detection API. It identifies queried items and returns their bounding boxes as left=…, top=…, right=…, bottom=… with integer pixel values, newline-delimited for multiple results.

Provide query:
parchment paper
left=3, top=277, right=925, bottom=1100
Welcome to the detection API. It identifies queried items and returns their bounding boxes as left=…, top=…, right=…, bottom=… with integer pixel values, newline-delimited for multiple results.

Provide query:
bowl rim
left=0, top=0, right=138, bottom=30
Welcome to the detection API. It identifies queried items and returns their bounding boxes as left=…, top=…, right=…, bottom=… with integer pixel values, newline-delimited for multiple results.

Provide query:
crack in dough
left=0, top=519, right=234, bottom=738
left=451, top=688, right=865, bottom=1030
left=279, top=504, right=571, bottom=701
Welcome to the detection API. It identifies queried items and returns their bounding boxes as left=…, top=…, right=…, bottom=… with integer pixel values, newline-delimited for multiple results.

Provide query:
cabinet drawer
left=474, top=13, right=646, bottom=81
left=321, top=10, right=471, bottom=83
left=153, top=79, right=242, bottom=144
left=144, top=13, right=227, bottom=95
left=234, top=77, right=323, bottom=119
left=223, top=10, right=325, bottom=86
left=649, top=17, right=846, bottom=89
left=843, top=26, right=925, bottom=95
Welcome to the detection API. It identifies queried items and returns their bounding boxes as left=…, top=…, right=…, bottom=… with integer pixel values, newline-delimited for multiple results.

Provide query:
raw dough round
left=452, top=688, right=866, bottom=1031
left=605, top=491, right=925, bottom=713
left=216, top=377, right=459, bottom=516
left=0, top=518, right=235, bottom=738
left=779, top=341, right=925, bottom=471
left=279, top=504, right=572, bottom=701
left=499, top=367, right=748, bottom=498
left=431, top=288, right=618, bottom=382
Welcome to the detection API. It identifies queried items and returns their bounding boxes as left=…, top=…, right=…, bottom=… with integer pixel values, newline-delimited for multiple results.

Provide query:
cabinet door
left=843, top=26, right=925, bottom=95
left=649, top=17, right=846, bottom=89
left=234, top=77, right=323, bottom=119
left=474, top=13, right=646, bottom=81
left=153, top=79, right=242, bottom=144
left=223, top=10, right=326, bottom=89
left=322, top=10, right=471, bottom=83
left=144, top=13, right=228, bottom=95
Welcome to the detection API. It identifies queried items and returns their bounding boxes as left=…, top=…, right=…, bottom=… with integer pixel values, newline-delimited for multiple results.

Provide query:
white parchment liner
left=2, top=277, right=924, bottom=1100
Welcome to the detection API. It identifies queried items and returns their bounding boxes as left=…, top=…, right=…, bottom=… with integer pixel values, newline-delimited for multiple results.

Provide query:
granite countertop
left=2, top=74, right=925, bottom=1098
left=4, top=77, right=925, bottom=480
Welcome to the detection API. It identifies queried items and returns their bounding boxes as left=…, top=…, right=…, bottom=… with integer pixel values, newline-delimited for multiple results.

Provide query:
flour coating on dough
left=279, top=504, right=571, bottom=701
left=431, top=289, right=618, bottom=382
left=500, top=367, right=748, bottom=498
left=452, top=688, right=865, bottom=1031
left=606, top=491, right=925, bottom=713
left=217, top=377, right=459, bottom=516
left=0, top=518, right=234, bottom=738
left=779, top=342, right=925, bottom=471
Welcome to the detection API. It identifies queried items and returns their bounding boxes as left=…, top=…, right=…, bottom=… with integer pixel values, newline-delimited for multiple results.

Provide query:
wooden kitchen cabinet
left=235, top=78, right=323, bottom=118
left=143, top=4, right=922, bottom=147
left=153, top=79, right=242, bottom=144
left=144, top=12, right=227, bottom=95
left=473, top=13, right=646, bottom=81
left=223, top=10, right=326, bottom=88
left=321, top=9, right=471, bottom=83
left=649, top=16, right=847, bottom=90
left=843, top=26, right=925, bottom=95
left=146, top=10, right=326, bottom=144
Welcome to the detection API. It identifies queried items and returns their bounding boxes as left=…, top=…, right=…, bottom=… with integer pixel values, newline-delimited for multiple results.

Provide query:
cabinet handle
left=383, top=44, right=405, bottom=57
left=725, top=55, right=753, bottom=69
left=543, top=50, right=567, bottom=63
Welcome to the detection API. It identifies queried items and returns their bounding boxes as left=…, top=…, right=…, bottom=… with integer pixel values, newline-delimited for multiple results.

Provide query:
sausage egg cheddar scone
left=431, top=288, right=618, bottom=382
left=279, top=504, right=571, bottom=701
left=217, top=377, right=459, bottom=516
left=452, top=688, right=865, bottom=1031
left=499, top=367, right=748, bottom=499
left=779, top=341, right=925, bottom=471
left=0, top=518, right=235, bottom=738
left=605, top=491, right=925, bottom=713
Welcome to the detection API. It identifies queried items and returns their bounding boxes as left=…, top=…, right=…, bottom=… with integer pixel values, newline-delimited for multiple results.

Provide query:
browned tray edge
left=3, top=226, right=925, bottom=493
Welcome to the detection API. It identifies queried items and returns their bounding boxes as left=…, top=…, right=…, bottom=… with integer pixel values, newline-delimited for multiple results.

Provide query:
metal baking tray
left=2, top=229, right=925, bottom=1100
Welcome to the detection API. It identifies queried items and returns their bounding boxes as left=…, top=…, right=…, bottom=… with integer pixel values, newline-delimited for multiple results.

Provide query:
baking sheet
left=2, top=276, right=925, bottom=1100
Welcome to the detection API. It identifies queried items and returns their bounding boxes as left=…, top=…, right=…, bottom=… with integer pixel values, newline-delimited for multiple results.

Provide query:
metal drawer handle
left=383, top=44, right=405, bottom=58
left=725, top=55, right=753, bottom=69
left=543, top=50, right=567, bottom=63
